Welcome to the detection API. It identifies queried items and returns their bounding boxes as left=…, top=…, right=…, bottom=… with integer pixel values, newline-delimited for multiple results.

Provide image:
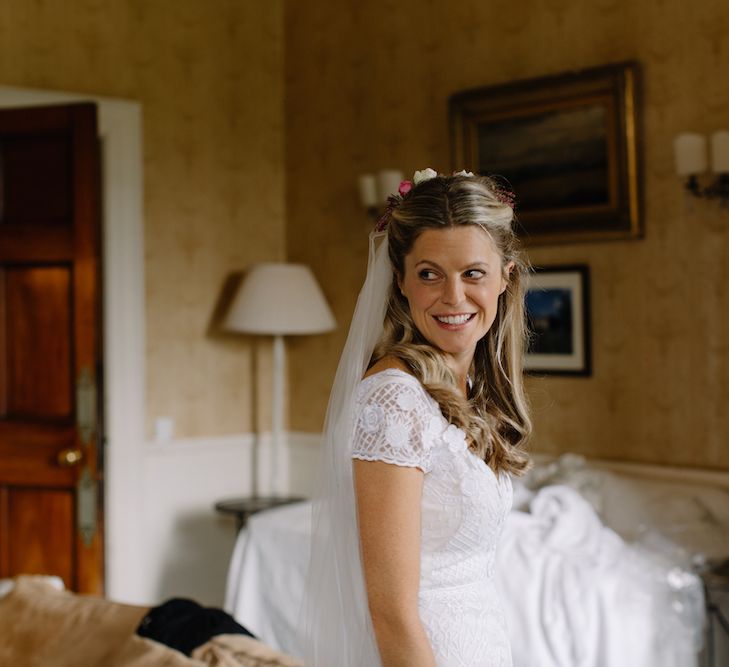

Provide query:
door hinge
left=77, top=466, right=97, bottom=547
left=76, top=366, right=97, bottom=446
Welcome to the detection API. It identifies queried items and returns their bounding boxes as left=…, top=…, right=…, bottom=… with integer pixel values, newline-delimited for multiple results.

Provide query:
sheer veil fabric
left=299, top=231, right=390, bottom=667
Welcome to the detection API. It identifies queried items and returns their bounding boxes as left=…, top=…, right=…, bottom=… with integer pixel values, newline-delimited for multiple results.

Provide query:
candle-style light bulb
left=357, top=174, right=378, bottom=208
left=710, top=130, right=729, bottom=173
left=674, top=133, right=708, bottom=176
left=376, top=170, right=404, bottom=204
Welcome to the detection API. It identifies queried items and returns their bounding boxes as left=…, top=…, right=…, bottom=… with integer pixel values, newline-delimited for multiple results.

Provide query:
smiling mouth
left=433, top=313, right=476, bottom=325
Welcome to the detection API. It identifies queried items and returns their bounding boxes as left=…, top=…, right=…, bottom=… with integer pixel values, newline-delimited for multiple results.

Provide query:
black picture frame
left=450, top=62, right=642, bottom=245
left=524, top=265, right=591, bottom=376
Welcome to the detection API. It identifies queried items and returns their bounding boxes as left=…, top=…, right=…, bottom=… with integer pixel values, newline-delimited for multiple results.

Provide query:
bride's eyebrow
left=415, top=259, right=492, bottom=270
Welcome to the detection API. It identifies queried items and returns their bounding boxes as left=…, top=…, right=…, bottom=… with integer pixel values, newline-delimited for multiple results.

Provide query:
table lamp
left=223, top=263, right=336, bottom=497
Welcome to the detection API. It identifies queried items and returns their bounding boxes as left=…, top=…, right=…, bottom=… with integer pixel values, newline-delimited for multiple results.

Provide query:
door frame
left=0, top=86, right=145, bottom=601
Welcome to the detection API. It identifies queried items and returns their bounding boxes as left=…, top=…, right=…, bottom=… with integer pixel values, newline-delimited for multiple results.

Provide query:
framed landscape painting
left=450, top=62, right=641, bottom=245
left=524, top=265, right=591, bottom=376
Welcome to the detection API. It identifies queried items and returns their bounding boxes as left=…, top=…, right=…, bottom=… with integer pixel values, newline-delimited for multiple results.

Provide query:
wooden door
left=0, top=103, right=103, bottom=594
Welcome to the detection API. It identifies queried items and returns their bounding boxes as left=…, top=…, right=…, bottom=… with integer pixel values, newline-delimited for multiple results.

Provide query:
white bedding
left=224, top=458, right=729, bottom=666
left=224, top=501, right=313, bottom=652
left=498, top=484, right=703, bottom=667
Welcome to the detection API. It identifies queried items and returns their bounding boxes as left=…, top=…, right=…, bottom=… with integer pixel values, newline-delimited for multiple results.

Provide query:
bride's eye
left=419, top=269, right=439, bottom=281
left=464, top=269, right=485, bottom=279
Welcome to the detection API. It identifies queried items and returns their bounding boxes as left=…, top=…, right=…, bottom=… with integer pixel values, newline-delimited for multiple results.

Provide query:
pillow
left=193, top=634, right=304, bottom=667
left=0, top=576, right=199, bottom=666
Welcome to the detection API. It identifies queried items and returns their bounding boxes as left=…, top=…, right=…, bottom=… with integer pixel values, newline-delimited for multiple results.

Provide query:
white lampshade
left=224, top=263, right=336, bottom=335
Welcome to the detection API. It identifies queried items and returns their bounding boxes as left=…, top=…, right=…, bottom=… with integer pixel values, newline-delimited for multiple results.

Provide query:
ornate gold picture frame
left=450, top=62, right=641, bottom=245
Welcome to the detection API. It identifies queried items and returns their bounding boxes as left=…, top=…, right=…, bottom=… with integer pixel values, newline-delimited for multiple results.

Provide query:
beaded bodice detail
left=351, top=369, right=513, bottom=667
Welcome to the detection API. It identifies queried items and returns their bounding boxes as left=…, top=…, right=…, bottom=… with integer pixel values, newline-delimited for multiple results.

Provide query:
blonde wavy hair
left=371, top=174, right=532, bottom=475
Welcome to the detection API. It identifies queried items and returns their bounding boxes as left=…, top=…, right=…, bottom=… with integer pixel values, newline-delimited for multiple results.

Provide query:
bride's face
left=398, top=225, right=511, bottom=374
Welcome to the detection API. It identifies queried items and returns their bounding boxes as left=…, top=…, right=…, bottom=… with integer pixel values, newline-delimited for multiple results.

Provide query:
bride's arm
left=354, top=459, right=437, bottom=667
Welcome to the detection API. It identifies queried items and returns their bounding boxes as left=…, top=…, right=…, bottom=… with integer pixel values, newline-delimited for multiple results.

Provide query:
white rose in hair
left=454, top=170, right=474, bottom=177
left=413, top=168, right=438, bottom=185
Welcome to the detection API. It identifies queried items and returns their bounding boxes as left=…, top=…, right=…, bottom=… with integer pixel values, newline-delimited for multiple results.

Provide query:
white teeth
left=436, top=314, right=473, bottom=325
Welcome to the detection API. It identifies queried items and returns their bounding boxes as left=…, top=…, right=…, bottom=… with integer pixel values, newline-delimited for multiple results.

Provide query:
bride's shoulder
left=359, top=356, right=426, bottom=401
left=356, top=361, right=434, bottom=423
left=363, top=355, right=412, bottom=380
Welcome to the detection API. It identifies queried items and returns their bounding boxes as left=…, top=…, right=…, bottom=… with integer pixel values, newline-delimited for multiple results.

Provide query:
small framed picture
left=524, top=265, right=591, bottom=376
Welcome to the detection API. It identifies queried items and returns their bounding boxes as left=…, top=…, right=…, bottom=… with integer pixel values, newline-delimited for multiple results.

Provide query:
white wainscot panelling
left=139, top=431, right=322, bottom=607
left=141, top=434, right=256, bottom=607
left=288, top=432, right=324, bottom=498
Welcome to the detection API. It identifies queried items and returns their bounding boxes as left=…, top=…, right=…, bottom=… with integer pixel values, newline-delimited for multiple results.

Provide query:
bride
left=301, top=168, right=532, bottom=667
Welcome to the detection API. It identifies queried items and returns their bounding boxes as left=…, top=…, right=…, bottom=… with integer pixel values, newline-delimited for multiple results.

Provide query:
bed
left=224, top=455, right=729, bottom=666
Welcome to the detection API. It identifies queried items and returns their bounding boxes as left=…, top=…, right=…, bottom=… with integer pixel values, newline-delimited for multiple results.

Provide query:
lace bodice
left=351, top=369, right=513, bottom=667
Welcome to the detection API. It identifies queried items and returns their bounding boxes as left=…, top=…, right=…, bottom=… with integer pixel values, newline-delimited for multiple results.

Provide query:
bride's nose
left=441, top=278, right=465, bottom=305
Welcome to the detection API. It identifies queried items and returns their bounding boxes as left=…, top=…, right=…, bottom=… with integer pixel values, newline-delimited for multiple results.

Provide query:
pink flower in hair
left=398, top=180, right=413, bottom=196
left=495, top=187, right=516, bottom=208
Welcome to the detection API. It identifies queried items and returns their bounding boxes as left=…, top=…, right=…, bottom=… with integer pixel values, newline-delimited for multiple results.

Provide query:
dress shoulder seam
left=357, top=369, right=427, bottom=401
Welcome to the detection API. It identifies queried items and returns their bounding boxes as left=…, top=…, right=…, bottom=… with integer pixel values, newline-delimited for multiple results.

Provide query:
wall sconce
left=673, top=131, right=729, bottom=205
left=357, top=170, right=404, bottom=220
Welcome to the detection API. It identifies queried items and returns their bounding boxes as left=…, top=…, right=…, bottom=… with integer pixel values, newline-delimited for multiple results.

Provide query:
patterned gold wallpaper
left=285, top=0, right=729, bottom=470
left=0, top=0, right=285, bottom=437
left=3, top=0, right=727, bottom=468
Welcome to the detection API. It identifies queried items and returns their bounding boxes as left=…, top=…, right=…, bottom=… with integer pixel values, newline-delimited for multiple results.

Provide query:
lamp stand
left=270, top=333, right=288, bottom=496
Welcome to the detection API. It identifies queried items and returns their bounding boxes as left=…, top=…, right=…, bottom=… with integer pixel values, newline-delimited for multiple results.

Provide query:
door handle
left=57, top=447, right=84, bottom=467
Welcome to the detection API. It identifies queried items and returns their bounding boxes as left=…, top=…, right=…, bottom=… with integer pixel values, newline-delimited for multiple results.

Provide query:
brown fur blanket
left=0, top=576, right=303, bottom=667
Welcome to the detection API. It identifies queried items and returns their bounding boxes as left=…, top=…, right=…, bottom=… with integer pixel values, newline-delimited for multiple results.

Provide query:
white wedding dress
left=351, top=369, right=514, bottom=667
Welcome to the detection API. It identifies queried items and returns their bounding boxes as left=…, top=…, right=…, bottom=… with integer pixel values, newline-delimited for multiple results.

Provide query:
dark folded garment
left=136, top=597, right=255, bottom=656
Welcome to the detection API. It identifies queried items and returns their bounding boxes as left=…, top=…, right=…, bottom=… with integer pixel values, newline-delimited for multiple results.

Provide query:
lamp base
left=252, top=431, right=288, bottom=498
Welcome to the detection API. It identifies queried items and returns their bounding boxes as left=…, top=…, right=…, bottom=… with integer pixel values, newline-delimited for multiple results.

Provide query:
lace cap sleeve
left=351, top=373, right=439, bottom=473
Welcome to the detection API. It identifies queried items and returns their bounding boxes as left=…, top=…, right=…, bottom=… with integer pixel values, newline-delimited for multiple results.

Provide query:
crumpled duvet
left=496, top=484, right=703, bottom=667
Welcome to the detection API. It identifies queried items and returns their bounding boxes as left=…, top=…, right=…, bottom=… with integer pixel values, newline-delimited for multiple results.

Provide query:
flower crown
left=375, top=168, right=514, bottom=232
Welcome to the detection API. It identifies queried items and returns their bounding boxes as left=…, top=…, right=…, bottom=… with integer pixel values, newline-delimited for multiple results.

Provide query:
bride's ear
left=499, top=262, right=515, bottom=295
